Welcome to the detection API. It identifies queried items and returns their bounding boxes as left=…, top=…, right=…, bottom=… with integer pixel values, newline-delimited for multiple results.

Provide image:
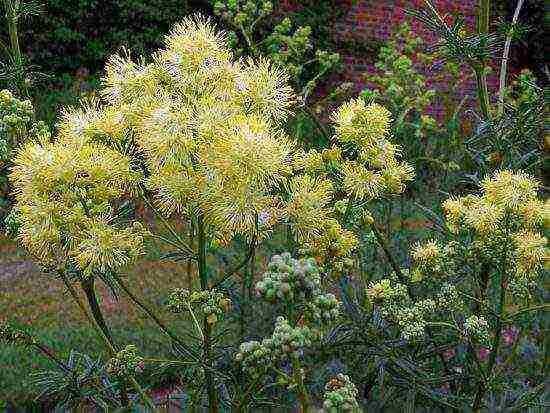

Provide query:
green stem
left=211, top=235, right=257, bottom=289
left=505, top=303, right=549, bottom=322
left=236, top=375, right=261, bottom=412
left=198, top=216, right=218, bottom=412
left=474, top=0, right=491, bottom=119
left=291, top=356, right=310, bottom=413
left=472, top=276, right=506, bottom=411
left=474, top=66, right=491, bottom=119
left=369, top=222, right=405, bottom=282
left=128, top=376, right=156, bottom=410
left=3, top=0, right=28, bottom=97
left=472, top=220, right=509, bottom=411
left=115, top=276, right=199, bottom=360
left=80, top=277, right=117, bottom=354
left=498, top=0, right=525, bottom=115
left=58, top=271, right=97, bottom=334
left=300, top=105, right=330, bottom=144
left=426, top=321, right=461, bottom=333
left=141, top=192, right=195, bottom=258
left=79, top=277, right=133, bottom=406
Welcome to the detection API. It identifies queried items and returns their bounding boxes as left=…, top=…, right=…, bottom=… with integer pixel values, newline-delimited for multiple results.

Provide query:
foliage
left=0, top=89, right=49, bottom=226
left=3, top=0, right=190, bottom=74
left=466, top=69, right=547, bottom=173
left=360, top=23, right=465, bottom=170
left=0, top=0, right=548, bottom=411
left=211, top=0, right=340, bottom=98
left=211, top=0, right=342, bottom=148
left=0, top=0, right=45, bottom=95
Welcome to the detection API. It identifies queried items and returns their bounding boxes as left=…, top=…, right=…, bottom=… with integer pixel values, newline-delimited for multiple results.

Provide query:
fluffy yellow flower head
left=331, top=98, right=391, bottom=148
left=442, top=171, right=545, bottom=236
left=287, top=175, right=334, bottom=243
left=512, top=231, right=548, bottom=277
left=10, top=138, right=144, bottom=272
left=482, top=170, right=540, bottom=210
left=101, top=15, right=295, bottom=241
left=330, top=98, right=414, bottom=200
left=412, top=240, right=440, bottom=265
left=341, top=160, right=382, bottom=200
left=12, top=16, right=301, bottom=272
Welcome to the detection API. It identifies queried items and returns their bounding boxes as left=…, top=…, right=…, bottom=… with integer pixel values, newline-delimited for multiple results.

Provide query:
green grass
left=0, top=234, right=195, bottom=407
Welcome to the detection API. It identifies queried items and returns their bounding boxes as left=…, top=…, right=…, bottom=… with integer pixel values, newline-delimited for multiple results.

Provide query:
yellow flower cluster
left=10, top=141, right=146, bottom=271
left=512, top=230, right=548, bottom=281
left=11, top=15, right=298, bottom=267
left=442, top=170, right=547, bottom=236
left=287, top=175, right=334, bottom=242
left=101, top=16, right=294, bottom=244
left=285, top=99, right=415, bottom=269
left=411, top=240, right=440, bottom=264
left=332, top=97, right=414, bottom=200
left=440, top=170, right=548, bottom=287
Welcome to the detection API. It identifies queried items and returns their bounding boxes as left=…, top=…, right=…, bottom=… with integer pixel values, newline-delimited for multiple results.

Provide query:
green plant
left=2, top=2, right=548, bottom=412
left=360, top=23, right=465, bottom=171
left=211, top=0, right=341, bottom=146
left=0, top=89, right=49, bottom=226
left=0, top=0, right=44, bottom=96
left=409, top=0, right=547, bottom=177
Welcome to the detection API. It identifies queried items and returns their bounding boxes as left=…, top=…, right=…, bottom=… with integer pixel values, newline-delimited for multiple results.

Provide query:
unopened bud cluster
left=167, top=288, right=232, bottom=325
left=213, top=1, right=272, bottom=29
left=256, top=253, right=320, bottom=302
left=366, top=279, right=454, bottom=341
left=464, top=315, right=490, bottom=347
left=106, top=345, right=144, bottom=377
left=235, top=317, right=314, bottom=372
left=256, top=253, right=341, bottom=325
left=365, top=278, right=409, bottom=319
left=0, top=90, right=50, bottom=160
left=306, top=293, right=340, bottom=324
left=323, top=374, right=360, bottom=412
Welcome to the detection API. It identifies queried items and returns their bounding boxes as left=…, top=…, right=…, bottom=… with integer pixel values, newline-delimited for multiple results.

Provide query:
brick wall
left=284, top=1, right=512, bottom=119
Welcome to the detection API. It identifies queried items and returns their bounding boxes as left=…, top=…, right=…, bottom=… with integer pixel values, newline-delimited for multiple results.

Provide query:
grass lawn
left=0, top=234, right=195, bottom=407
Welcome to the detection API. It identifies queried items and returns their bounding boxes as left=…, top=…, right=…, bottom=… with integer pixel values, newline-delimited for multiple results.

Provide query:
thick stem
left=59, top=271, right=97, bottom=333
left=197, top=216, right=218, bottom=412
left=3, top=0, right=29, bottom=97
left=187, top=221, right=195, bottom=289
left=80, top=277, right=133, bottom=406
left=474, top=67, right=491, bottom=119
left=81, top=277, right=117, bottom=354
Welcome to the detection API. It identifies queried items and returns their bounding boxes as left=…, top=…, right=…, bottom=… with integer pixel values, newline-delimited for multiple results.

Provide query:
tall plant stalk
left=197, top=216, right=218, bottom=412
left=2, top=0, right=29, bottom=96
left=472, top=220, right=510, bottom=411
left=497, top=0, right=525, bottom=115
left=473, top=66, right=491, bottom=119
left=474, top=0, right=492, bottom=119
